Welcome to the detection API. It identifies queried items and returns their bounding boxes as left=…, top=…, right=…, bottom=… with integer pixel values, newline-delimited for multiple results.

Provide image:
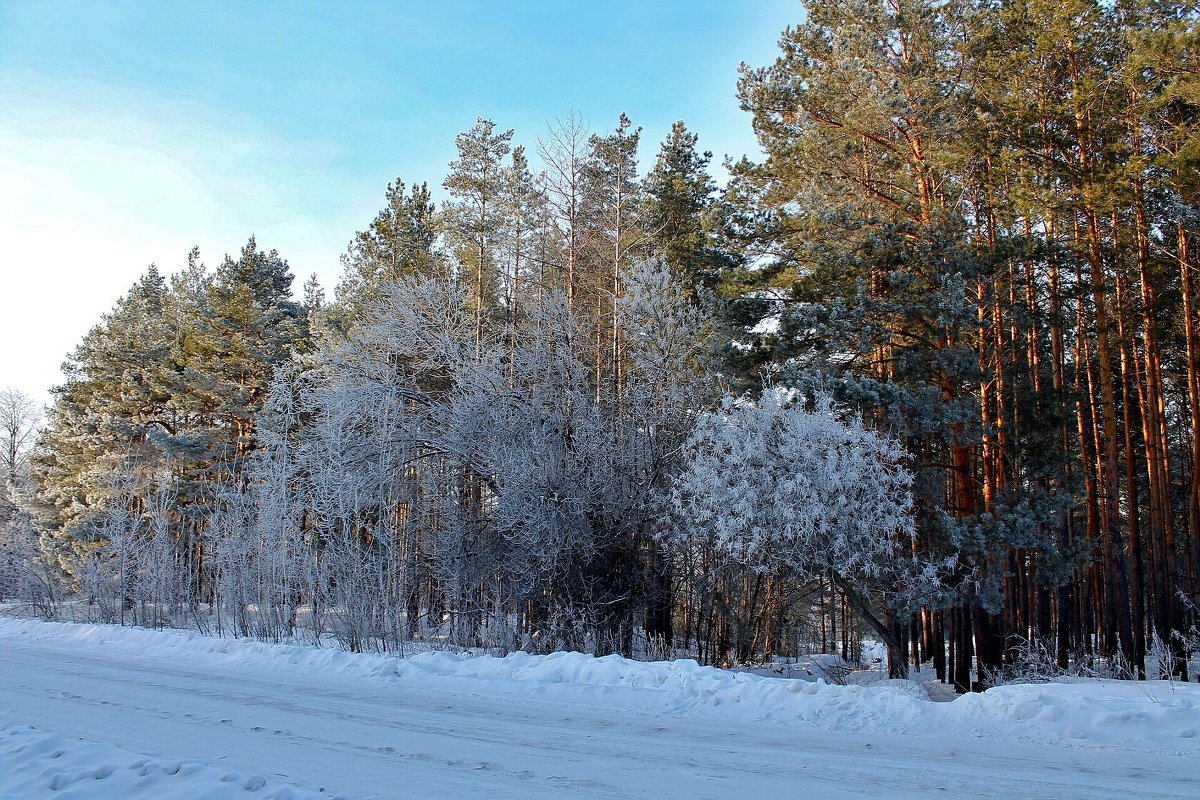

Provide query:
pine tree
left=188, top=237, right=303, bottom=467
left=643, top=121, right=727, bottom=294
left=34, top=267, right=180, bottom=540
left=731, top=0, right=1000, bottom=683
left=444, top=117, right=516, bottom=346
left=32, top=242, right=305, bottom=602
left=583, top=113, right=643, bottom=398
left=334, top=179, right=440, bottom=328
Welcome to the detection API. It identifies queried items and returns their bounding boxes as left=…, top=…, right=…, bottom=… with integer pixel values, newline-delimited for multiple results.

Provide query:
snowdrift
left=2, top=616, right=1197, bottom=761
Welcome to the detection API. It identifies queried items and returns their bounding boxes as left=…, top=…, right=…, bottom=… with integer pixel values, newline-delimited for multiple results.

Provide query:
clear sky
left=0, top=0, right=801, bottom=406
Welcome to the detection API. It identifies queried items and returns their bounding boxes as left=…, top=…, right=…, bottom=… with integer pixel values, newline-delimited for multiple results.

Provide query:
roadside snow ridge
left=2, top=617, right=1198, bottom=756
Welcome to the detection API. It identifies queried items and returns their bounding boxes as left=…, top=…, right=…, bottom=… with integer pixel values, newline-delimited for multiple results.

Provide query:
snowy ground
left=1, top=618, right=1197, bottom=799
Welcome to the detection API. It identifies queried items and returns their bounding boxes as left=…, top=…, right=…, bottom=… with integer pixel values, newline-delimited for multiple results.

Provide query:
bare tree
left=0, top=387, right=44, bottom=600
left=0, top=387, right=40, bottom=488
left=537, top=112, right=591, bottom=311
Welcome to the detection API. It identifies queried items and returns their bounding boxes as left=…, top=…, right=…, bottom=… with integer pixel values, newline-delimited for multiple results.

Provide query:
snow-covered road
left=0, top=620, right=1196, bottom=799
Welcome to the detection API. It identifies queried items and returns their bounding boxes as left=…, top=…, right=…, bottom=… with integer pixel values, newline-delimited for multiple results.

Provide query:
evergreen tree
left=583, top=113, right=644, bottom=397
left=34, top=267, right=180, bottom=541
left=32, top=241, right=305, bottom=600
left=444, top=117, right=515, bottom=345
left=643, top=121, right=728, bottom=294
left=188, top=237, right=303, bottom=466
left=335, top=179, right=440, bottom=328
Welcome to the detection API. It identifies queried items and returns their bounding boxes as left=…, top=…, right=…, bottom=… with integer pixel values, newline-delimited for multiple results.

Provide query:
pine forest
left=4, top=0, right=1200, bottom=693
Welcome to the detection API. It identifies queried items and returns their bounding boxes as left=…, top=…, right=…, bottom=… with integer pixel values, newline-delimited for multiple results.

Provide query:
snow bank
left=3, top=617, right=1198, bottom=756
left=0, top=723, right=332, bottom=800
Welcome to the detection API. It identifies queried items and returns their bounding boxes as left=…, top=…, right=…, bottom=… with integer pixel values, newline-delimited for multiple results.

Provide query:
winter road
left=0, top=633, right=1195, bottom=799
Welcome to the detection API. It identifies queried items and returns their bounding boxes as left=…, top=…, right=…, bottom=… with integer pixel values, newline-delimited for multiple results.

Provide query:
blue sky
left=0, top=0, right=801, bottom=403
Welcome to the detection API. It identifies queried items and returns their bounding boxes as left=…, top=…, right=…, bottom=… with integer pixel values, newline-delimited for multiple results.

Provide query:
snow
left=1, top=617, right=1198, bottom=799
left=0, top=724, right=328, bottom=800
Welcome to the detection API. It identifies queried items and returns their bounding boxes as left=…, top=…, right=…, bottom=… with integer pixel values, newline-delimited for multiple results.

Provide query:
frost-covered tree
left=72, top=461, right=193, bottom=628
left=0, top=388, right=39, bottom=489
left=29, top=241, right=305, bottom=605
left=243, top=255, right=706, bottom=655
left=538, top=113, right=591, bottom=310
left=669, top=389, right=944, bottom=676
left=0, top=387, right=57, bottom=609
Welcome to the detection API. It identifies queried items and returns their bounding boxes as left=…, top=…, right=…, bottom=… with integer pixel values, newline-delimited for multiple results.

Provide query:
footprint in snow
left=48, top=773, right=76, bottom=791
